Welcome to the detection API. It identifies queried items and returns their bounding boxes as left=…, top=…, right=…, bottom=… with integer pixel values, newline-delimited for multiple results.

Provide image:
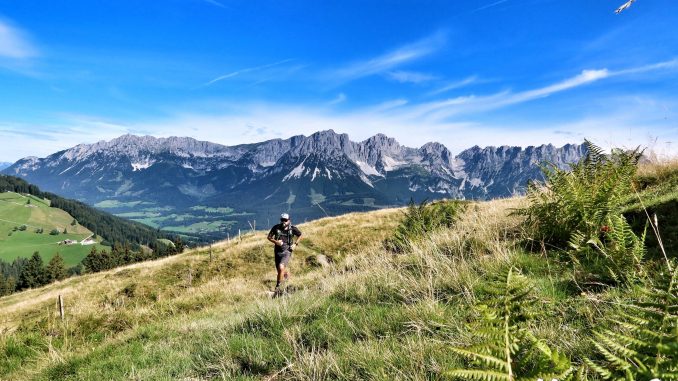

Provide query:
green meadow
left=0, top=192, right=108, bottom=266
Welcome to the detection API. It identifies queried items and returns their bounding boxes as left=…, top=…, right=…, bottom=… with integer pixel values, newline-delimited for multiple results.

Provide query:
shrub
left=520, top=141, right=640, bottom=247
left=518, top=141, right=646, bottom=284
left=569, top=214, right=647, bottom=284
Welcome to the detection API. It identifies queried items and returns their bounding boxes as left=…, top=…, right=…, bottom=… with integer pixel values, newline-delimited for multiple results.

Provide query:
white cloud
left=471, top=0, right=511, bottom=13
left=428, top=76, right=479, bottom=96
left=327, top=93, right=347, bottom=105
left=396, top=69, right=610, bottom=122
left=3, top=60, right=678, bottom=162
left=387, top=70, right=438, bottom=84
left=3, top=96, right=676, bottom=162
left=202, top=58, right=295, bottom=87
left=330, top=31, right=446, bottom=82
left=612, top=59, right=678, bottom=76
left=502, top=69, right=610, bottom=104
left=202, top=0, right=226, bottom=9
left=0, top=18, right=37, bottom=59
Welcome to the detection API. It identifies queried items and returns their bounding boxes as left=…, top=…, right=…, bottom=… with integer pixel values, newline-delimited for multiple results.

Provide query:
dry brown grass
left=637, top=156, right=678, bottom=181
left=321, top=197, right=525, bottom=303
left=0, top=206, right=402, bottom=333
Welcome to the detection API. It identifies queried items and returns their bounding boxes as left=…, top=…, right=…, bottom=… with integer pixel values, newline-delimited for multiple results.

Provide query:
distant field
left=0, top=192, right=108, bottom=266
left=96, top=201, right=247, bottom=236
left=93, top=200, right=152, bottom=208
left=162, top=220, right=237, bottom=234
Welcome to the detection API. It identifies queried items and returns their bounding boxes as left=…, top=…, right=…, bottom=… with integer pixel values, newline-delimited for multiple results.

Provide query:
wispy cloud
left=428, top=76, right=479, bottom=96
left=386, top=70, right=438, bottom=84
left=404, top=68, right=612, bottom=121
left=330, top=31, right=446, bottom=82
left=0, top=18, right=38, bottom=59
left=613, top=59, right=678, bottom=76
left=201, top=58, right=295, bottom=87
left=471, top=0, right=511, bottom=13
left=202, top=0, right=227, bottom=9
left=327, top=93, right=347, bottom=105
left=4, top=60, right=678, bottom=162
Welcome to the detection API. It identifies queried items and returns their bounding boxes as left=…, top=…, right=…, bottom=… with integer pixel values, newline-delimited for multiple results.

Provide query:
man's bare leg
left=276, top=264, right=285, bottom=288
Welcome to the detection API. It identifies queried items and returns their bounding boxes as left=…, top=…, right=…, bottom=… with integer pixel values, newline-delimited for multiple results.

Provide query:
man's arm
left=267, top=235, right=282, bottom=246
left=291, top=226, right=303, bottom=249
left=267, top=228, right=283, bottom=246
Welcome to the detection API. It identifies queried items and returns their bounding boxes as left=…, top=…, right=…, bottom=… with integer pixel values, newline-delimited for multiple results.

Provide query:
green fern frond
left=446, top=369, right=511, bottom=381
left=518, top=139, right=645, bottom=285
left=593, top=331, right=640, bottom=359
left=446, top=267, right=571, bottom=381
left=583, top=357, right=614, bottom=380
left=449, top=348, right=509, bottom=371
left=584, top=266, right=678, bottom=380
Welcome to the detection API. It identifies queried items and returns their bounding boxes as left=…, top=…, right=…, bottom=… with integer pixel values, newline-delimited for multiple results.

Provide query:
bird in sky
left=615, top=0, right=636, bottom=14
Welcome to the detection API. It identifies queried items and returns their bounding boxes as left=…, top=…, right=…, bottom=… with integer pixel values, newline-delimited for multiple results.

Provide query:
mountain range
left=2, top=130, right=587, bottom=239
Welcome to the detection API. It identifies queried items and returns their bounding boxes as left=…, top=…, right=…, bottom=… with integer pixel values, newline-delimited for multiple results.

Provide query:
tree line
left=0, top=174, right=181, bottom=247
left=0, top=237, right=185, bottom=296
left=0, top=174, right=191, bottom=297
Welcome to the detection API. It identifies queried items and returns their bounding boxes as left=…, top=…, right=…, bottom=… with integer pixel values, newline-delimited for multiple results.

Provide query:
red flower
left=600, top=225, right=610, bottom=233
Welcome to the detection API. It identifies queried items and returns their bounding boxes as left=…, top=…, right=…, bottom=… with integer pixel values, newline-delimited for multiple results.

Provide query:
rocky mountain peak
left=290, top=129, right=353, bottom=157
left=419, top=142, right=452, bottom=166
left=57, top=134, right=236, bottom=162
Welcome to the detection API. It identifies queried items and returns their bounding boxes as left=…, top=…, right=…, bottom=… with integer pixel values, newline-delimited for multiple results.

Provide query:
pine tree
left=18, top=252, right=47, bottom=290
left=174, top=237, right=185, bottom=253
left=0, top=273, right=8, bottom=296
left=82, top=246, right=101, bottom=273
left=46, top=253, right=67, bottom=282
left=4, top=275, right=16, bottom=295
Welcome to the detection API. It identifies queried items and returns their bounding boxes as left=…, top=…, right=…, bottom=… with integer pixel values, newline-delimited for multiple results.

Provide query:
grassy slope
left=623, top=159, right=678, bottom=257
left=0, top=192, right=108, bottom=266
left=0, top=208, right=403, bottom=379
left=0, top=162, right=675, bottom=380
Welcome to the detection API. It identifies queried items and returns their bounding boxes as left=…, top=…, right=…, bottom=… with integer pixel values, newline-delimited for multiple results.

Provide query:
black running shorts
left=275, top=250, right=292, bottom=268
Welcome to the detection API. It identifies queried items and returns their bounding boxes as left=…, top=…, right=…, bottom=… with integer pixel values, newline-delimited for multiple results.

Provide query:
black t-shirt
left=268, top=223, right=302, bottom=253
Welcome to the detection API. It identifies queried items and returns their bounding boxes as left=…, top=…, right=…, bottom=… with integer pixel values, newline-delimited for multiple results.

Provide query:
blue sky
left=1, top=0, right=677, bottom=161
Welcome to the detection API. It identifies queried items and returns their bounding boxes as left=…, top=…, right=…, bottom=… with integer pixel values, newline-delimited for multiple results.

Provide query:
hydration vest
left=274, top=225, right=295, bottom=246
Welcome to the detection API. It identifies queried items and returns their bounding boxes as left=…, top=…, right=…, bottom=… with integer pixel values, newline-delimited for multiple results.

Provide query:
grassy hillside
left=0, top=191, right=108, bottom=266
left=0, top=159, right=676, bottom=380
left=0, top=175, right=180, bottom=248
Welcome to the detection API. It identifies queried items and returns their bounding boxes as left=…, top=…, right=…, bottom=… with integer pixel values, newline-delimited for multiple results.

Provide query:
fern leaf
left=591, top=340, right=632, bottom=370
left=583, top=357, right=614, bottom=379
left=593, top=331, right=640, bottom=358
left=449, top=348, right=509, bottom=372
left=445, top=369, right=511, bottom=381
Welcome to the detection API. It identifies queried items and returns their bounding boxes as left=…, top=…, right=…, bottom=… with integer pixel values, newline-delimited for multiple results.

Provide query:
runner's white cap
left=280, top=213, right=290, bottom=220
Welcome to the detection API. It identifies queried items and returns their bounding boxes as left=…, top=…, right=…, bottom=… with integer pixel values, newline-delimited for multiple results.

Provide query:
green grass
left=0, top=192, right=108, bottom=266
left=163, top=220, right=237, bottom=234
left=189, top=205, right=235, bottom=214
left=93, top=200, right=151, bottom=209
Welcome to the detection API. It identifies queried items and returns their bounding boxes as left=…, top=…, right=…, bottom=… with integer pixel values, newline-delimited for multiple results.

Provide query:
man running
left=267, top=213, right=302, bottom=295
